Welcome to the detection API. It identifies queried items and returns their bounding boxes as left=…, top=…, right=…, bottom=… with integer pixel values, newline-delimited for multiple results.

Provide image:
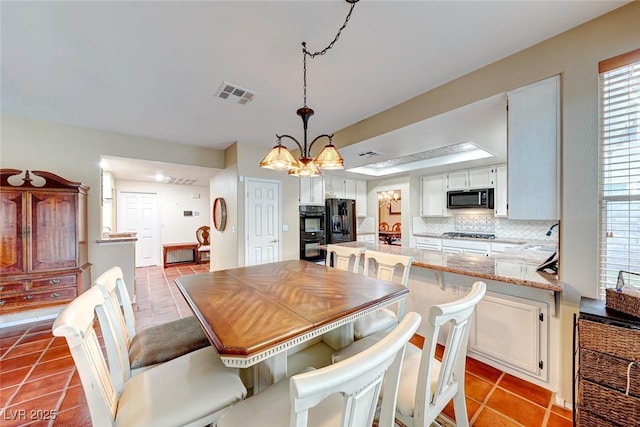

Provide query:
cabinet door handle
left=49, top=279, right=61, bottom=285
left=50, top=292, right=62, bottom=298
left=24, top=295, right=33, bottom=300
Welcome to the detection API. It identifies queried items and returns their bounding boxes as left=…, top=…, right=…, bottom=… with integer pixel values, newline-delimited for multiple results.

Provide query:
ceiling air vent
left=356, top=150, right=384, bottom=158
left=215, top=81, right=255, bottom=105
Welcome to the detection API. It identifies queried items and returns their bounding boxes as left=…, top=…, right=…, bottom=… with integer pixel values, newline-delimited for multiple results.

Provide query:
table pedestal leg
left=253, top=352, right=287, bottom=393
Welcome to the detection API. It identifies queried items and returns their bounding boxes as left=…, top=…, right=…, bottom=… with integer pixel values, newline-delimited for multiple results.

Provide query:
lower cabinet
left=415, top=237, right=442, bottom=251
left=468, top=291, right=548, bottom=381
left=442, top=239, right=490, bottom=256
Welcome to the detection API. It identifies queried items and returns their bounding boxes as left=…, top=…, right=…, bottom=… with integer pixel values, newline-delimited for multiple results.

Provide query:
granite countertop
left=96, top=237, right=138, bottom=243
left=332, top=241, right=561, bottom=292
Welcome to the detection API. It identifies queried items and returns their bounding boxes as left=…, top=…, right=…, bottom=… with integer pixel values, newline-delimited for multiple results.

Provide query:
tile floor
left=1, top=265, right=573, bottom=426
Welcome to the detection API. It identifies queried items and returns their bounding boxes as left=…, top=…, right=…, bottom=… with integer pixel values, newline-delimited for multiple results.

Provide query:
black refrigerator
left=325, top=198, right=357, bottom=244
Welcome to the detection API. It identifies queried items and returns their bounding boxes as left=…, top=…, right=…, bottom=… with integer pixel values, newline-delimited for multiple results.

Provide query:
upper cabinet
left=446, top=167, right=495, bottom=190
left=302, top=175, right=367, bottom=214
left=299, top=177, right=324, bottom=205
left=420, top=174, right=448, bottom=217
left=507, top=75, right=560, bottom=220
left=494, top=164, right=508, bottom=217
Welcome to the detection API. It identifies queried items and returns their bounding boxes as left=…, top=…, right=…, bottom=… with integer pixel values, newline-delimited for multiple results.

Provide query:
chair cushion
left=287, top=341, right=335, bottom=376
left=332, top=338, right=441, bottom=418
left=129, top=316, right=209, bottom=369
left=354, top=308, right=398, bottom=339
left=217, top=368, right=343, bottom=427
left=198, top=245, right=210, bottom=252
left=117, top=347, right=247, bottom=427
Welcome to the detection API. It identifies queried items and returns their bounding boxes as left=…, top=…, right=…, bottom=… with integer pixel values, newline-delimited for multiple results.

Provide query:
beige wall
left=332, top=2, right=640, bottom=403
left=0, top=115, right=225, bottom=286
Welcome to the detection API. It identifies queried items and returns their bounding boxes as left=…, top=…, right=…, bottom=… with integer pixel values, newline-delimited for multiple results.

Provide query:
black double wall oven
left=299, top=205, right=326, bottom=262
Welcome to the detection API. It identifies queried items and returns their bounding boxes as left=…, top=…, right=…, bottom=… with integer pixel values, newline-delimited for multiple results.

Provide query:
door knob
left=270, top=239, right=278, bottom=243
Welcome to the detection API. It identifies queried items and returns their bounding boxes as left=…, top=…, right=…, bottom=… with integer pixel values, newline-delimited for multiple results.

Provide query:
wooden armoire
left=0, top=169, right=91, bottom=314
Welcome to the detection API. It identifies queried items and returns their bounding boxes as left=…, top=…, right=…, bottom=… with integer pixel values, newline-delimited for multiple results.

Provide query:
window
left=599, top=48, right=640, bottom=297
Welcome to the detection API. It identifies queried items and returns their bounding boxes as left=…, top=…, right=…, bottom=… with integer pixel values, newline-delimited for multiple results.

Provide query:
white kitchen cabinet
left=494, top=164, right=508, bottom=217
left=420, top=174, right=448, bottom=217
left=299, top=177, right=324, bottom=205
left=447, top=170, right=469, bottom=190
left=442, top=239, right=491, bottom=256
left=468, top=291, right=548, bottom=381
left=344, top=179, right=357, bottom=200
left=447, top=167, right=495, bottom=190
left=507, top=75, right=560, bottom=220
left=355, top=180, right=367, bottom=217
left=469, top=167, right=495, bottom=188
left=323, top=175, right=345, bottom=199
left=415, top=236, right=442, bottom=251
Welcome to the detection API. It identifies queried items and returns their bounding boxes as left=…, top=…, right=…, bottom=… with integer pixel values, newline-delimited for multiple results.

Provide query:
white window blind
left=599, top=49, right=640, bottom=298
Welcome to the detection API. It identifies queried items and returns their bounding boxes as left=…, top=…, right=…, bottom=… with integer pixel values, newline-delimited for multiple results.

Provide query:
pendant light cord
left=301, top=0, right=359, bottom=107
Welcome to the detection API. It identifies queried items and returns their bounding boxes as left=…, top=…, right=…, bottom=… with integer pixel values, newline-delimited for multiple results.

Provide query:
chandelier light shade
left=259, top=0, right=359, bottom=177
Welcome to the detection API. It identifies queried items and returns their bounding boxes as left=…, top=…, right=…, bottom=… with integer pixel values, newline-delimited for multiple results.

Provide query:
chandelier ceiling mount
left=259, top=0, right=360, bottom=177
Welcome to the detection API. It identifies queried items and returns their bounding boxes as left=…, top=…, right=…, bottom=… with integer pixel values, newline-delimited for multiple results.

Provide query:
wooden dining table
left=175, top=259, right=408, bottom=390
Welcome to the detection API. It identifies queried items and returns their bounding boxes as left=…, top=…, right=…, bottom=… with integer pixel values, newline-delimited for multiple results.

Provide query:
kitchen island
left=332, top=241, right=562, bottom=392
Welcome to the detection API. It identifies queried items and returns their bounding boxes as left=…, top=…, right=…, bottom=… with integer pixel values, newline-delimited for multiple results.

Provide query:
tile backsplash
left=413, top=215, right=559, bottom=242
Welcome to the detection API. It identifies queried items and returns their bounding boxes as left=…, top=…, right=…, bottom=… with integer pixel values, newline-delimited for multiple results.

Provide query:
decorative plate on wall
left=213, top=197, right=227, bottom=231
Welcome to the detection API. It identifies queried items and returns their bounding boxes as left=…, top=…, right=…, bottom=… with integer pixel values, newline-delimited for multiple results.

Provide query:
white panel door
left=246, top=179, right=280, bottom=266
left=117, top=192, right=159, bottom=267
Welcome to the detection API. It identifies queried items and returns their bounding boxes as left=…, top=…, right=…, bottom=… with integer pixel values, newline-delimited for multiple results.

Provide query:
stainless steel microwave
left=447, top=188, right=494, bottom=209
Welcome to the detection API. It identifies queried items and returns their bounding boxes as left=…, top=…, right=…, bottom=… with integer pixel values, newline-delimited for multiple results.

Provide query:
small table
left=176, top=260, right=408, bottom=390
left=162, top=242, right=198, bottom=268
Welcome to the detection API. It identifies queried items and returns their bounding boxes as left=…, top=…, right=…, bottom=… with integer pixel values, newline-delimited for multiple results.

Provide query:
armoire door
left=0, top=190, right=26, bottom=275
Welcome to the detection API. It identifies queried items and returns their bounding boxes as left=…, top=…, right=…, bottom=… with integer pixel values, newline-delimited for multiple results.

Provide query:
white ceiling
left=1, top=0, right=629, bottom=182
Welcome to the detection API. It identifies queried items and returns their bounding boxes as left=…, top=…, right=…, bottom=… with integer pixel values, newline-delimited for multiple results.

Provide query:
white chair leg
left=452, top=389, right=469, bottom=427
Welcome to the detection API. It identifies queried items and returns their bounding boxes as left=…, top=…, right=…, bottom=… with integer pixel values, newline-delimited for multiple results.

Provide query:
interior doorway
left=117, top=191, right=160, bottom=267
left=245, top=178, right=281, bottom=266
left=377, top=189, right=402, bottom=245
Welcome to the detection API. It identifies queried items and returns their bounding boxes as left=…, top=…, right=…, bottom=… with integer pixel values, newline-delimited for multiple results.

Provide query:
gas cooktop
left=442, top=232, right=496, bottom=240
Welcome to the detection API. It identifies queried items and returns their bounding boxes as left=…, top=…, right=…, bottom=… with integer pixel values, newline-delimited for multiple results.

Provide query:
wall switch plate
left=283, top=224, right=289, bottom=231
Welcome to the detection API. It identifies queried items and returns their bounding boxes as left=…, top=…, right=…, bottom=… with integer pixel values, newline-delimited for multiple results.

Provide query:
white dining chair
left=92, top=266, right=209, bottom=377
left=325, top=244, right=365, bottom=273
left=52, top=286, right=247, bottom=427
left=333, top=281, right=487, bottom=427
left=354, top=250, right=414, bottom=339
left=218, top=312, right=422, bottom=427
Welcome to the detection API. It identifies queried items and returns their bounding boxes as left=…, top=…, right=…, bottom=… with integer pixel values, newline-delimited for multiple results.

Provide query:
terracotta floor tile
left=0, top=367, right=32, bottom=389
left=441, top=396, right=481, bottom=421
left=465, top=357, right=503, bottom=384
left=1, top=352, right=41, bottom=372
left=0, top=335, right=21, bottom=352
left=39, top=345, right=71, bottom=363
left=0, top=385, right=19, bottom=407
left=1, top=339, right=50, bottom=360
left=486, top=388, right=546, bottom=427
left=16, top=331, right=52, bottom=346
left=28, top=357, right=74, bottom=381
left=547, top=411, right=573, bottom=427
left=551, top=404, right=573, bottom=419
left=11, top=370, right=73, bottom=405
left=464, top=373, right=494, bottom=403
left=53, top=405, right=92, bottom=426
left=498, top=373, right=552, bottom=407
left=58, top=385, right=87, bottom=412
left=472, top=407, right=522, bottom=427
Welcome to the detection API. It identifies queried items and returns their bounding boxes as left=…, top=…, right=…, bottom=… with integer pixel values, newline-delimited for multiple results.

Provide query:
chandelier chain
left=302, top=0, right=358, bottom=59
left=301, top=0, right=359, bottom=107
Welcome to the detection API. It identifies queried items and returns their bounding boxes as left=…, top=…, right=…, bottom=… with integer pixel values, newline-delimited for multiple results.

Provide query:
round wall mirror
left=213, top=197, right=227, bottom=231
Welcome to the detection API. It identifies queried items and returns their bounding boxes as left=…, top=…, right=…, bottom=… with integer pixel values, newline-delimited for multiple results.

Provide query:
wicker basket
left=580, top=348, right=640, bottom=397
left=606, top=288, right=640, bottom=318
left=606, top=271, right=640, bottom=318
left=577, top=407, right=622, bottom=427
left=578, top=319, right=640, bottom=360
left=578, top=379, right=640, bottom=426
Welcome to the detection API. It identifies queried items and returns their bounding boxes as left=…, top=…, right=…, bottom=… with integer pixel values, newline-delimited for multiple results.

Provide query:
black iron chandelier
left=259, top=0, right=359, bottom=177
